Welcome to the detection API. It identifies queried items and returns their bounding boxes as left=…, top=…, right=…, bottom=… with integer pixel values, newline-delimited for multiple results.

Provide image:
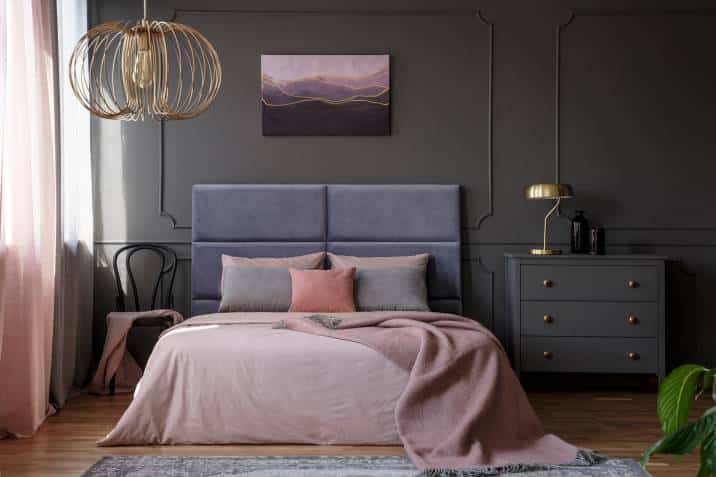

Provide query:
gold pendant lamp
left=69, top=0, right=221, bottom=121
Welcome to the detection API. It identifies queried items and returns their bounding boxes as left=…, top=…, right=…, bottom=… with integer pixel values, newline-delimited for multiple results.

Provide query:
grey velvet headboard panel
left=326, top=185, right=460, bottom=242
left=192, top=184, right=325, bottom=242
left=191, top=184, right=461, bottom=316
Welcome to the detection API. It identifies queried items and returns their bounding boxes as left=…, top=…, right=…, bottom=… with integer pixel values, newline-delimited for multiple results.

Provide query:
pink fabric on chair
left=88, top=310, right=183, bottom=394
left=288, top=268, right=356, bottom=312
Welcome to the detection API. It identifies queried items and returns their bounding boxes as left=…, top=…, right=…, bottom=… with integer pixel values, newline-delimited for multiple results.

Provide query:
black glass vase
left=570, top=210, right=590, bottom=254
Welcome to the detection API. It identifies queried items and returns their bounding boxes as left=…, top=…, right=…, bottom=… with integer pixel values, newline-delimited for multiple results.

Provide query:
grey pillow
left=354, top=267, right=430, bottom=312
left=219, top=267, right=291, bottom=312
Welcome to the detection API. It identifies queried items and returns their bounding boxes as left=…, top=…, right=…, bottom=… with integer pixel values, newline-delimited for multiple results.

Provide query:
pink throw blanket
left=88, top=309, right=183, bottom=394
left=98, top=311, right=580, bottom=471
left=276, top=313, right=577, bottom=470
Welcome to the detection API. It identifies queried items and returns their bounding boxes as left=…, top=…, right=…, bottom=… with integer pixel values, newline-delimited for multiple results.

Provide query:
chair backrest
left=113, top=244, right=178, bottom=312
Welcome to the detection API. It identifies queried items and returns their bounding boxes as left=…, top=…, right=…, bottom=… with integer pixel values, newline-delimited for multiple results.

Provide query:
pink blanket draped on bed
left=98, top=311, right=580, bottom=471
left=88, top=310, right=183, bottom=394
left=274, top=312, right=577, bottom=470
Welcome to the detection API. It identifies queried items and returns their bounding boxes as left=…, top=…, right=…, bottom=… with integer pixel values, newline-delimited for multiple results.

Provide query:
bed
left=99, top=184, right=577, bottom=470
left=102, top=184, right=460, bottom=444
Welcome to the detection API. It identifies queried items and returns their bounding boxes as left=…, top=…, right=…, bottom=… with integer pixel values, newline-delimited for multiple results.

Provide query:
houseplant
left=642, top=364, right=716, bottom=476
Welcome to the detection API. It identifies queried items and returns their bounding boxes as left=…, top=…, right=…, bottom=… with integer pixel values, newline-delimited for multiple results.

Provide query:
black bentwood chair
left=109, top=244, right=178, bottom=394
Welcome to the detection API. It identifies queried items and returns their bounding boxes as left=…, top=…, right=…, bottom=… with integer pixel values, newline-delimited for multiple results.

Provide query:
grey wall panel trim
left=155, top=7, right=494, bottom=232
left=566, top=8, right=716, bottom=17
left=94, top=240, right=716, bottom=248
left=158, top=121, right=188, bottom=229
left=471, top=11, right=494, bottom=229
left=95, top=240, right=192, bottom=245
left=555, top=7, right=716, bottom=229
left=606, top=227, right=716, bottom=232
left=468, top=241, right=716, bottom=247
left=174, top=8, right=483, bottom=19
left=475, top=256, right=495, bottom=336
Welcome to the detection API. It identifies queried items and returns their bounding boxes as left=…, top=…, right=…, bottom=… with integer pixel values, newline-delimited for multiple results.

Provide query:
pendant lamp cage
left=69, top=0, right=221, bottom=121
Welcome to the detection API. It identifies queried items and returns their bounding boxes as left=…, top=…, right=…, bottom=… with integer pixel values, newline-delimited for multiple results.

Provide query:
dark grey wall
left=92, top=0, right=716, bottom=368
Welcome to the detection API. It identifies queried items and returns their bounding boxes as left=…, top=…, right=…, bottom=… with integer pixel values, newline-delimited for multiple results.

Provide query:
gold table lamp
left=524, top=183, right=574, bottom=256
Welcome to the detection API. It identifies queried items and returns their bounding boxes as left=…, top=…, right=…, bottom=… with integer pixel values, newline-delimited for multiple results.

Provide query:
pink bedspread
left=99, top=311, right=577, bottom=470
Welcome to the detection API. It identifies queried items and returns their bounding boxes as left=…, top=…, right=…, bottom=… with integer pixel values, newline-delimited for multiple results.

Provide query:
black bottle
left=570, top=210, right=590, bottom=254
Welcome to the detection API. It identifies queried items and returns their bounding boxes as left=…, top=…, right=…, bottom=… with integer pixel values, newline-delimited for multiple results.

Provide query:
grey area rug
left=82, top=454, right=651, bottom=477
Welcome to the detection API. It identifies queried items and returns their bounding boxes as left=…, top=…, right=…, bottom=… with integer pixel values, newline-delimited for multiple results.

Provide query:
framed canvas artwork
left=261, top=54, right=390, bottom=136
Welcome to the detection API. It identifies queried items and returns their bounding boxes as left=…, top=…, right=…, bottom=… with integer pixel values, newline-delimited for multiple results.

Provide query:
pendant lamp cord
left=143, top=0, right=147, bottom=19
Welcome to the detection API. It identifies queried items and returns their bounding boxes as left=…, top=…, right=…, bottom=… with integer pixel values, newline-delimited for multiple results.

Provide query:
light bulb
left=132, top=49, right=153, bottom=89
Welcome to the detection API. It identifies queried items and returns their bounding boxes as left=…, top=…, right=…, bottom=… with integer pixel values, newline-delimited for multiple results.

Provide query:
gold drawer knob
left=628, top=315, right=639, bottom=325
left=543, top=315, right=554, bottom=324
left=627, top=280, right=639, bottom=289
left=542, top=279, right=553, bottom=288
left=543, top=351, right=553, bottom=359
left=628, top=352, right=640, bottom=361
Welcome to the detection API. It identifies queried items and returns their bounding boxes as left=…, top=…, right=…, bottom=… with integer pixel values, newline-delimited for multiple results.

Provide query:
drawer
left=521, top=265, right=658, bottom=301
left=521, top=337, right=657, bottom=373
left=521, top=301, right=658, bottom=337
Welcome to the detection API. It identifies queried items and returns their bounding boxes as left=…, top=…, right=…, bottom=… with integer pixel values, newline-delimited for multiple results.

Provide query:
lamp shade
left=524, top=183, right=574, bottom=200
left=69, top=1, right=221, bottom=121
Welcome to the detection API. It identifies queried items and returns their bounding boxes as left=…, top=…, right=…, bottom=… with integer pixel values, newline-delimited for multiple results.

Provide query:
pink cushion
left=288, top=268, right=356, bottom=313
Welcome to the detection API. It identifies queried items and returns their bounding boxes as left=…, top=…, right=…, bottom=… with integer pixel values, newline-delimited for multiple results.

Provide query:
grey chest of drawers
left=505, top=254, right=666, bottom=379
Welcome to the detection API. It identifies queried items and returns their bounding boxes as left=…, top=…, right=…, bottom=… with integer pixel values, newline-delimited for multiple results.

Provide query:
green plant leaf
left=700, top=424, right=716, bottom=477
left=642, top=407, right=716, bottom=468
left=712, top=370, right=716, bottom=402
left=696, top=458, right=712, bottom=477
left=700, top=372, right=714, bottom=401
left=658, top=364, right=709, bottom=435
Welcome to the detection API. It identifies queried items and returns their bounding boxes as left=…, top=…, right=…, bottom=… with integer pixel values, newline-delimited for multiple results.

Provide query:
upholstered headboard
left=191, top=184, right=462, bottom=316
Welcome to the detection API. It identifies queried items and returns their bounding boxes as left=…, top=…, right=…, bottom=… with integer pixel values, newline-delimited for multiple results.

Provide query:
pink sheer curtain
left=0, top=0, right=59, bottom=437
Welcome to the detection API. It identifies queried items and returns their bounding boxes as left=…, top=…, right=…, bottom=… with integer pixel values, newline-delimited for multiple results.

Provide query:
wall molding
left=174, top=8, right=484, bottom=20
left=472, top=11, right=494, bottom=230
left=158, top=121, right=189, bottom=229
left=157, top=7, right=495, bottom=231
left=475, top=255, right=495, bottom=333
left=94, top=240, right=192, bottom=245
left=94, top=237, right=716, bottom=248
left=554, top=7, right=716, bottom=230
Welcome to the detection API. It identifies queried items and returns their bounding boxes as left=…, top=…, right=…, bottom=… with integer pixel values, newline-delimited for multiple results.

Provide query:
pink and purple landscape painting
left=261, top=55, right=390, bottom=136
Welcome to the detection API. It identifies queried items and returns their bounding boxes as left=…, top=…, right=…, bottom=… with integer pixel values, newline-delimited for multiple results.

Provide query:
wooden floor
left=0, top=391, right=708, bottom=476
